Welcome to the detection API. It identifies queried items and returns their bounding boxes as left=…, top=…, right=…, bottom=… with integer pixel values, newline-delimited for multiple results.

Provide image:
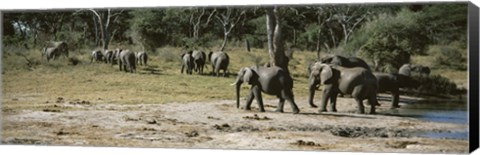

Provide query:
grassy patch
left=2, top=47, right=317, bottom=109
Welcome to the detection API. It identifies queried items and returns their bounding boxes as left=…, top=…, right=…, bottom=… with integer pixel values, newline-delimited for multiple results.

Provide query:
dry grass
left=2, top=47, right=318, bottom=110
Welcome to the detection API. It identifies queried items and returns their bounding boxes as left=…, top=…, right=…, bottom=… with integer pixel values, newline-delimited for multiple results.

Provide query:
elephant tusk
left=230, top=82, right=237, bottom=86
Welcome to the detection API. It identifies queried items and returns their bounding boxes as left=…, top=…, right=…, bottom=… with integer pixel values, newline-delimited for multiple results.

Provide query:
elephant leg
left=330, top=92, right=338, bottom=112
left=245, top=87, right=255, bottom=111
left=355, top=98, right=365, bottom=114
left=368, top=95, right=377, bottom=114
left=252, top=86, right=265, bottom=112
left=275, top=98, right=285, bottom=113
left=181, top=64, right=185, bottom=74
left=283, top=90, right=300, bottom=114
left=391, top=91, right=400, bottom=109
left=319, top=85, right=333, bottom=112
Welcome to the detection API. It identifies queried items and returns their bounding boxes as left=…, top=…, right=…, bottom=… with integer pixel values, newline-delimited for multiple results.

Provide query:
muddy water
left=387, top=100, right=468, bottom=140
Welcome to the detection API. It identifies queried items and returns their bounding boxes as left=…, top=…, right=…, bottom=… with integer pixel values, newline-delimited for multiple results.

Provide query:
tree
left=88, top=8, right=124, bottom=50
left=214, top=7, right=246, bottom=51
left=266, top=6, right=289, bottom=73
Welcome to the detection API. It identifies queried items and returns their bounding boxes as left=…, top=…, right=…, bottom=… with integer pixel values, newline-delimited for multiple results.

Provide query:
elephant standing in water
left=118, top=50, right=136, bottom=73
left=208, top=51, right=229, bottom=77
left=374, top=73, right=420, bottom=109
left=398, top=64, right=431, bottom=76
left=231, top=66, right=300, bottom=114
left=308, top=62, right=378, bottom=114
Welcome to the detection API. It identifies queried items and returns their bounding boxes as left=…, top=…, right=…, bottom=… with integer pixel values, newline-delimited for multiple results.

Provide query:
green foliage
left=413, top=75, right=463, bottom=95
left=428, top=41, right=467, bottom=70
left=357, top=9, right=429, bottom=72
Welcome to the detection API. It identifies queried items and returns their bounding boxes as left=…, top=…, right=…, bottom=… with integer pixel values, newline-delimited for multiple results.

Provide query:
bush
left=412, top=75, right=462, bottom=95
left=428, top=42, right=467, bottom=70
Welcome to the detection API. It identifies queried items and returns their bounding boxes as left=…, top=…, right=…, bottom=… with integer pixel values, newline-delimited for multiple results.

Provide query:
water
left=387, top=100, right=468, bottom=140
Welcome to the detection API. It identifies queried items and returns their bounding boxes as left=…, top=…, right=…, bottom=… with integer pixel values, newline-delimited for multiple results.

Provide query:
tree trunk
left=266, top=6, right=289, bottom=73
left=219, top=30, right=228, bottom=51
left=245, top=39, right=251, bottom=52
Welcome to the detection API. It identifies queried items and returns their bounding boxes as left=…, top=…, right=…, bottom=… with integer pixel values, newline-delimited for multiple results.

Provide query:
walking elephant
left=192, top=50, right=206, bottom=74
left=46, top=41, right=69, bottom=58
left=398, top=64, right=430, bottom=76
left=91, top=50, right=104, bottom=63
left=42, top=47, right=61, bottom=62
left=319, top=55, right=371, bottom=71
left=103, top=49, right=114, bottom=64
left=231, top=66, right=300, bottom=114
left=137, top=51, right=148, bottom=66
left=208, top=51, right=230, bottom=77
left=118, top=50, right=136, bottom=73
left=374, top=72, right=420, bottom=109
left=308, top=62, right=378, bottom=114
left=181, top=51, right=194, bottom=75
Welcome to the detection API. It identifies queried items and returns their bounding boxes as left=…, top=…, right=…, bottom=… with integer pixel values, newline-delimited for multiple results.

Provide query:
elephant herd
left=41, top=42, right=430, bottom=115
left=236, top=55, right=430, bottom=115
left=181, top=50, right=230, bottom=76
left=90, top=48, right=147, bottom=73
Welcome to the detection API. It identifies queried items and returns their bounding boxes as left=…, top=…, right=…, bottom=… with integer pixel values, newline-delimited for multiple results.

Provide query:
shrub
left=412, top=75, right=462, bottom=95
left=428, top=42, right=467, bottom=70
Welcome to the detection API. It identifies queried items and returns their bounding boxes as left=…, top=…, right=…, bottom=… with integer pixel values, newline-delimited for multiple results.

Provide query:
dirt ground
left=1, top=94, right=468, bottom=154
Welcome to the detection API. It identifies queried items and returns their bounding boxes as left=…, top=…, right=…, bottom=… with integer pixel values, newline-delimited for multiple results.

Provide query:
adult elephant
left=308, top=62, right=378, bottom=114
left=181, top=51, right=194, bottom=75
left=398, top=64, right=430, bottom=76
left=42, top=47, right=61, bottom=62
left=208, top=51, right=230, bottom=77
left=192, top=50, right=206, bottom=74
left=137, top=51, right=148, bottom=66
left=103, top=49, right=114, bottom=64
left=47, top=41, right=69, bottom=58
left=118, top=50, right=136, bottom=73
left=319, top=55, right=371, bottom=71
left=374, top=72, right=420, bottom=109
left=231, top=66, right=300, bottom=114
left=91, top=50, right=104, bottom=63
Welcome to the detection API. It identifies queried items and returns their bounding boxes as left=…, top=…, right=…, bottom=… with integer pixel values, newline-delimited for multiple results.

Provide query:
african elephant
left=42, top=47, right=61, bottom=62
left=118, top=50, right=136, bottom=73
left=46, top=41, right=69, bottom=58
left=398, top=64, right=430, bottom=76
left=319, top=55, right=371, bottom=71
left=231, top=66, right=300, bottom=114
left=103, top=49, right=114, bottom=64
left=91, top=50, right=104, bottom=63
left=137, top=51, right=148, bottom=66
left=208, top=51, right=230, bottom=77
left=308, top=62, right=378, bottom=114
left=181, top=51, right=194, bottom=75
left=373, top=72, right=420, bottom=109
left=192, top=50, right=206, bottom=74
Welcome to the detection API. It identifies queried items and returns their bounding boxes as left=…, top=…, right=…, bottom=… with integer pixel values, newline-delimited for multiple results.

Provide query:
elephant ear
left=320, top=64, right=334, bottom=84
left=243, top=68, right=257, bottom=85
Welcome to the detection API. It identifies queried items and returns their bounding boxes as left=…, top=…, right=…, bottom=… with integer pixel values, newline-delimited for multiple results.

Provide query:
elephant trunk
left=231, top=78, right=242, bottom=109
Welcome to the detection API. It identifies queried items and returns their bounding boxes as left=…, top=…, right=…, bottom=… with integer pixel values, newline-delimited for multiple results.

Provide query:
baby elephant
left=118, top=50, right=137, bottom=73
left=137, top=51, right=148, bottom=66
left=231, top=66, right=300, bottom=114
left=91, top=50, right=104, bottom=63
